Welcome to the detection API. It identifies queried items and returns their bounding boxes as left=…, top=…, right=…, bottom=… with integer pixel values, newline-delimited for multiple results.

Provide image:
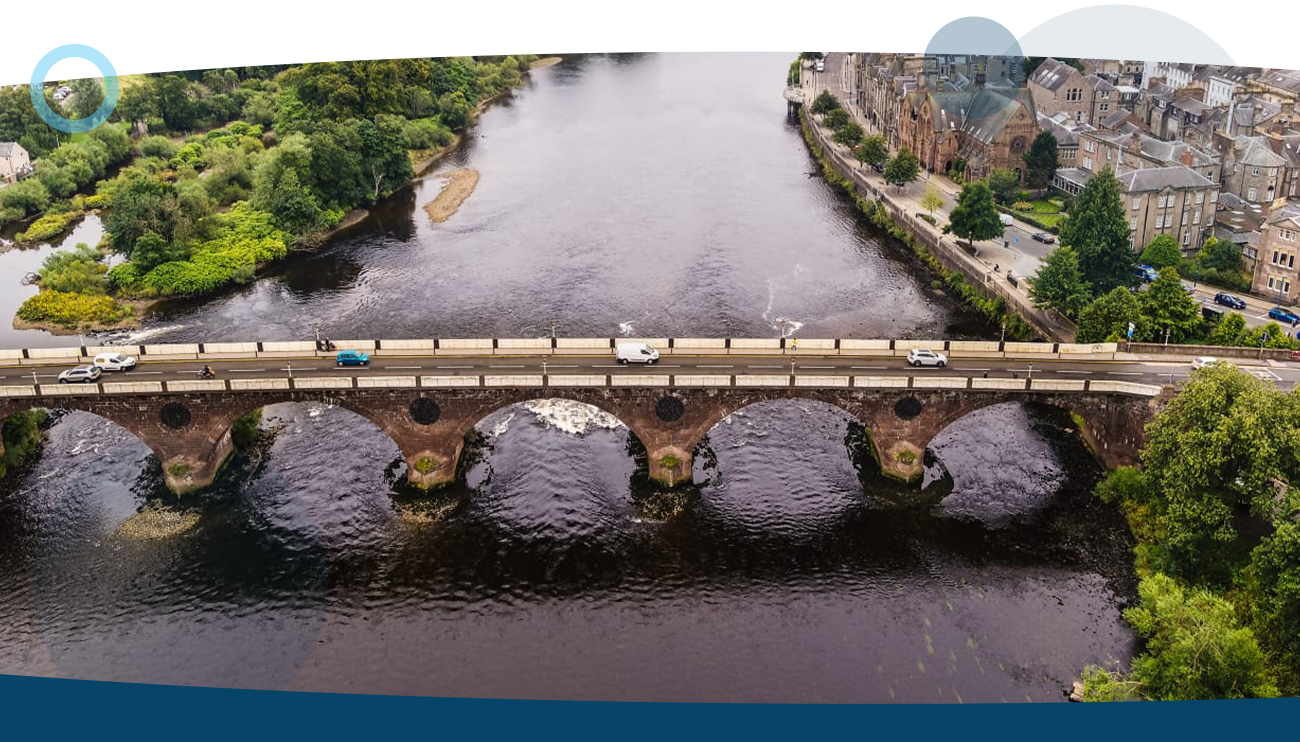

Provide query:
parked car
left=58, top=365, right=102, bottom=384
left=92, top=352, right=137, bottom=371
left=999, top=213, right=1014, bottom=226
left=616, top=343, right=660, bottom=364
left=1182, top=284, right=1196, bottom=295
left=1268, top=307, right=1300, bottom=325
left=906, top=348, right=948, bottom=367
left=335, top=350, right=370, bottom=367
left=1214, top=293, right=1247, bottom=310
left=1135, top=265, right=1159, bottom=282
left=1031, top=232, right=1055, bottom=244
left=1191, top=356, right=1219, bottom=370
left=815, top=60, right=825, bottom=73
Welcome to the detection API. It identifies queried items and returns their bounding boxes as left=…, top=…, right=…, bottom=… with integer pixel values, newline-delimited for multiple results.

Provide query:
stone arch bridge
left=0, top=381, right=1164, bottom=494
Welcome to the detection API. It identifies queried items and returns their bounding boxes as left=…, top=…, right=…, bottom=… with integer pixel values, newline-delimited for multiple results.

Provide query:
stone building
left=1077, top=129, right=1220, bottom=182
left=1118, top=167, right=1219, bottom=253
left=0, top=142, right=31, bottom=184
left=1251, top=203, right=1300, bottom=303
left=1213, top=132, right=1300, bottom=205
left=1028, top=59, right=1115, bottom=126
left=1036, top=112, right=1094, bottom=167
left=897, top=86, right=1038, bottom=182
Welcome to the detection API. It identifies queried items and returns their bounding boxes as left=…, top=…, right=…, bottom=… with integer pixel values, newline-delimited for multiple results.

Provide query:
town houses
left=850, top=52, right=1300, bottom=272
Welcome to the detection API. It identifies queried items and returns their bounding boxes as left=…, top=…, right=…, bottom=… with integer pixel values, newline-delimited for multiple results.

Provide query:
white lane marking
left=388, top=365, right=423, bottom=370
left=549, top=364, right=579, bottom=368
left=852, top=365, right=888, bottom=369
left=1059, top=370, right=1092, bottom=374
left=959, top=367, right=990, bottom=372
left=229, top=368, right=267, bottom=372
left=699, top=365, right=734, bottom=368
left=437, top=365, right=474, bottom=369
left=128, top=370, right=163, bottom=375
left=1109, top=371, right=1143, bottom=376
left=801, top=365, right=834, bottom=369
left=489, top=365, right=525, bottom=369
left=748, top=365, right=785, bottom=369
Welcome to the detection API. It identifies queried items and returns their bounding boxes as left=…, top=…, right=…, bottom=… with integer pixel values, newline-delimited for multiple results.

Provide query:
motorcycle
left=196, top=368, right=216, bottom=380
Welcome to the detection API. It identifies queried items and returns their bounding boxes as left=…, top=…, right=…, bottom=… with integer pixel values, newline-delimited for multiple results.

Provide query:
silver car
left=58, top=365, right=103, bottom=383
left=906, top=349, right=948, bottom=367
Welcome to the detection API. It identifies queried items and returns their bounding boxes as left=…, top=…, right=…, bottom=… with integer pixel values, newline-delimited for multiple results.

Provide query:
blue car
left=1135, top=265, right=1159, bottom=282
left=335, top=350, right=370, bottom=367
left=1268, top=307, right=1300, bottom=325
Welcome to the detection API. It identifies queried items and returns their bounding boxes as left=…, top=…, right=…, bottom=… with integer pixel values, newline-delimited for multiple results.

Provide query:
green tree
left=810, top=89, right=840, bottom=114
left=1243, top=321, right=1299, bottom=350
left=1029, top=246, right=1091, bottom=317
left=1114, top=363, right=1300, bottom=579
left=1124, top=573, right=1279, bottom=700
left=357, top=114, right=413, bottom=202
left=105, top=173, right=190, bottom=253
left=1208, top=312, right=1247, bottom=346
left=853, top=134, right=889, bottom=169
left=131, top=231, right=189, bottom=273
left=1059, top=166, right=1136, bottom=295
left=1077, top=286, right=1143, bottom=343
left=882, top=146, right=921, bottom=190
left=919, top=184, right=944, bottom=216
left=260, top=167, right=323, bottom=235
left=799, top=52, right=825, bottom=61
left=833, top=121, right=864, bottom=146
left=1140, top=267, right=1199, bottom=342
left=1199, top=236, right=1244, bottom=274
left=38, top=243, right=109, bottom=295
left=985, top=167, right=1021, bottom=205
left=1078, top=666, right=1140, bottom=702
left=823, top=108, right=850, bottom=130
left=1022, top=130, right=1060, bottom=194
left=1140, top=234, right=1183, bottom=271
left=1247, top=523, right=1300, bottom=693
left=67, top=78, right=105, bottom=121
left=944, top=181, right=1002, bottom=246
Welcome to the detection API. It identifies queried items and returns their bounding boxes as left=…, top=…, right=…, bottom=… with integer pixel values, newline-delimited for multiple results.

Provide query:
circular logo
left=923, top=17, right=1025, bottom=120
left=29, top=44, right=120, bottom=133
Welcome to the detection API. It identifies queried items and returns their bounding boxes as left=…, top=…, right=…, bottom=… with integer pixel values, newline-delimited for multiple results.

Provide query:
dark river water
left=0, top=53, right=1137, bottom=701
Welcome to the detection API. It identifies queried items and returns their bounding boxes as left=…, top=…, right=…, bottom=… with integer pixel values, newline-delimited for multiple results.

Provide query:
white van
left=999, top=213, right=1014, bottom=226
left=616, top=343, right=660, bottom=364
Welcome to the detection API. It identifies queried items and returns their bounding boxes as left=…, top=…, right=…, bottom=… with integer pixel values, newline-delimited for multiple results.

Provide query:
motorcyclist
left=198, top=365, right=215, bottom=379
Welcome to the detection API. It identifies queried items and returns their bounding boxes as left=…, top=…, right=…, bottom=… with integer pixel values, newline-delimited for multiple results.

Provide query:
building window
left=1282, top=228, right=1296, bottom=242
left=1132, top=197, right=1140, bottom=210
left=1273, top=250, right=1283, bottom=265
left=1183, top=230, right=1190, bottom=245
left=1107, top=149, right=1112, bottom=160
left=1158, top=195, right=1167, bottom=208
left=1084, top=139, right=1095, bottom=153
left=1129, top=216, right=1137, bottom=230
left=1195, top=191, right=1204, bottom=204
left=1100, top=103, right=1109, bottom=112
left=1193, top=208, right=1201, bottom=224
left=1083, top=156, right=1093, bottom=170
left=1252, top=167, right=1261, bottom=177
left=1248, top=187, right=1258, bottom=201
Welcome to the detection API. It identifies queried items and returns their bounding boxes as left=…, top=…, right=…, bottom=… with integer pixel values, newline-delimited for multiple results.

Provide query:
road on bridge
left=6, top=352, right=1298, bottom=389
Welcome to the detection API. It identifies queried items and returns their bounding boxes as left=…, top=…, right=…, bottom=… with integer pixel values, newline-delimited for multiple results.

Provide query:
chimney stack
left=1181, top=150, right=1194, bottom=167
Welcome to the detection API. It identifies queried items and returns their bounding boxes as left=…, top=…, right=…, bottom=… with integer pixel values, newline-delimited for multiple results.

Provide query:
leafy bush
left=106, top=261, right=142, bottom=290
left=137, top=135, right=179, bottom=160
left=139, top=202, right=288, bottom=296
left=17, top=290, right=133, bottom=328
left=403, top=117, right=454, bottom=150
left=1012, top=201, right=1033, bottom=211
left=15, top=210, right=80, bottom=243
left=37, top=243, right=108, bottom=294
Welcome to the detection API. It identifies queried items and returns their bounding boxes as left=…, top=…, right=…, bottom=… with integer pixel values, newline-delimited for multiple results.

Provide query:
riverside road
left=5, top=351, right=1296, bottom=388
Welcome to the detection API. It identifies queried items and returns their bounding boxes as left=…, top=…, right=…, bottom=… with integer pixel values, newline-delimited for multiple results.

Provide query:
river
left=0, top=52, right=1137, bottom=701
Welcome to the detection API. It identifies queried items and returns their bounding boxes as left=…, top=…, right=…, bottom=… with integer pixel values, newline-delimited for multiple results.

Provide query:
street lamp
left=1163, top=327, right=1171, bottom=347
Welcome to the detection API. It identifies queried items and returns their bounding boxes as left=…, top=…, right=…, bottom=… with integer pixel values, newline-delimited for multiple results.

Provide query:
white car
left=58, top=365, right=103, bottom=384
left=906, top=348, right=948, bottom=367
left=616, top=343, right=660, bottom=364
left=1191, top=356, right=1219, bottom=370
left=93, top=352, right=137, bottom=371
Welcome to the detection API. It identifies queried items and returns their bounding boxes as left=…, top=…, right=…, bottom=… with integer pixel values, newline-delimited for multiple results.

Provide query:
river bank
left=423, top=169, right=480, bottom=223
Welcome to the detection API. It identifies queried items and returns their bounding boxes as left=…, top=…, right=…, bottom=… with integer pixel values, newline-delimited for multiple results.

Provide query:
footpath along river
left=0, top=53, right=1137, bottom=701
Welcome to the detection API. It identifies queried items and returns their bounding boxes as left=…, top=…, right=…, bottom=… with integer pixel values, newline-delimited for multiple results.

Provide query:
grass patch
left=413, top=456, right=440, bottom=475
left=659, top=453, right=682, bottom=469
left=166, top=463, right=191, bottom=479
